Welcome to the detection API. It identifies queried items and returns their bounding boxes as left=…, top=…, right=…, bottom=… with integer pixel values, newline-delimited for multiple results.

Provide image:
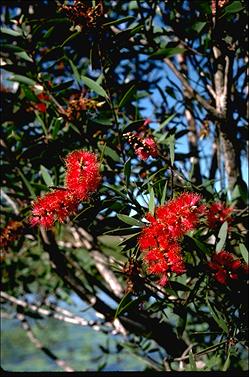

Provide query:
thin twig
left=1, top=291, right=109, bottom=333
left=0, top=189, right=19, bottom=215
left=164, top=58, right=224, bottom=120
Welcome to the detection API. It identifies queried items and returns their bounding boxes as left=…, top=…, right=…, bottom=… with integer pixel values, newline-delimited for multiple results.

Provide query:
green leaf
left=114, top=293, right=145, bottom=319
left=124, top=158, right=131, bottom=187
left=51, top=117, right=63, bottom=139
left=9, top=74, right=36, bottom=86
left=189, top=350, right=197, bottom=371
left=98, top=143, right=120, bottom=162
left=148, top=186, right=155, bottom=215
left=176, top=311, right=187, bottom=339
left=239, top=243, right=248, bottom=264
left=35, top=113, right=47, bottom=136
left=15, top=51, right=33, bottom=62
left=222, top=352, right=231, bottom=371
left=153, top=113, right=176, bottom=135
left=117, top=214, right=143, bottom=227
left=150, top=47, right=186, bottom=59
left=60, top=31, right=81, bottom=47
left=160, top=180, right=168, bottom=205
left=1, top=44, right=25, bottom=53
left=206, top=296, right=229, bottom=334
left=223, top=1, right=244, bottom=14
left=1, top=26, right=22, bottom=37
left=114, top=292, right=132, bottom=319
left=92, top=117, right=113, bottom=126
left=40, top=165, right=54, bottom=187
left=118, top=85, right=136, bottom=108
left=81, top=75, right=109, bottom=98
left=16, top=168, right=36, bottom=199
left=68, top=59, right=81, bottom=84
left=192, top=21, right=206, bottom=33
left=168, top=135, right=175, bottom=165
left=191, top=237, right=209, bottom=254
left=103, top=16, right=135, bottom=27
left=216, top=221, right=228, bottom=252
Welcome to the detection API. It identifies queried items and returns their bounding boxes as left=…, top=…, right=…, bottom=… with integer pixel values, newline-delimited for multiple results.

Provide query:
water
left=1, top=293, right=147, bottom=372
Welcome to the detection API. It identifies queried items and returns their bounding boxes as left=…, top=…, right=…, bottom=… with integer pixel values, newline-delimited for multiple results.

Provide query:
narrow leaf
left=206, top=297, right=229, bottom=333
left=239, top=243, right=248, bottom=264
left=153, top=113, right=176, bottom=134
left=103, top=16, right=135, bottom=27
left=117, top=214, right=143, bottom=227
left=15, top=51, right=33, bottom=62
left=118, top=85, right=136, bottom=108
left=216, top=221, right=228, bottom=252
left=1, top=26, right=22, bottom=37
left=61, top=31, right=81, bottom=47
left=40, top=165, right=54, bottom=187
left=161, top=180, right=168, bottom=205
left=148, top=186, right=155, bottom=215
left=16, top=168, right=36, bottom=199
left=9, top=74, right=36, bottom=86
left=81, top=75, right=109, bottom=98
left=150, top=47, right=186, bottom=59
left=222, top=352, right=231, bottom=371
left=98, top=143, right=120, bottom=162
left=68, top=59, right=81, bottom=84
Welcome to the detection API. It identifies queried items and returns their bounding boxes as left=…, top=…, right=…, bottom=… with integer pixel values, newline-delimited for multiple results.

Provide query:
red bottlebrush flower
left=208, top=251, right=247, bottom=284
left=35, top=102, right=47, bottom=113
left=135, top=147, right=150, bottom=161
left=65, top=150, right=101, bottom=201
left=30, top=149, right=101, bottom=229
left=30, top=189, right=79, bottom=229
left=139, top=192, right=205, bottom=284
left=156, top=192, right=204, bottom=239
left=123, top=131, right=158, bottom=161
left=207, top=202, right=233, bottom=229
left=166, top=243, right=186, bottom=274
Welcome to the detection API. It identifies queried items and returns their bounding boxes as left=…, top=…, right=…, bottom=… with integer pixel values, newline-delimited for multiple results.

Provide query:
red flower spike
left=207, top=202, right=233, bottom=229
left=35, top=103, right=47, bottom=113
left=30, top=189, right=79, bottom=229
left=139, top=192, right=204, bottom=284
left=65, top=150, right=101, bottom=201
left=208, top=250, right=247, bottom=285
left=30, top=149, right=101, bottom=228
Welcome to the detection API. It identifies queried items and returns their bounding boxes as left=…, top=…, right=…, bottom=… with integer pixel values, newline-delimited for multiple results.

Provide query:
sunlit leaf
left=239, top=243, right=248, bottom=264
left=148, top=186, right=155, bottom=215
left=117, top=214, right=143, bottom=227
left=9, top=74, right=36, bottom=86
left=216, top=221, right=228, bottom=252
left=40, top=165, right=54, bottom=187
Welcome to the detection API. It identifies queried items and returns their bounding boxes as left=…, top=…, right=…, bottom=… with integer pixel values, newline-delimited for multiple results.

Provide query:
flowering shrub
left=1, top=0, right=248, bottom=373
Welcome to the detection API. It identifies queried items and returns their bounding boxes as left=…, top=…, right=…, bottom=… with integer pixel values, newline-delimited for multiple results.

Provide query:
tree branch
left=164, top=57, right=224, bottom=120
left=16, top=312, right=75, bottom=372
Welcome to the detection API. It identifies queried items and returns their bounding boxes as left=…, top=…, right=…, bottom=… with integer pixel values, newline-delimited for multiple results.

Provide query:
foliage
left=0, top=0, right=248, bottom=372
